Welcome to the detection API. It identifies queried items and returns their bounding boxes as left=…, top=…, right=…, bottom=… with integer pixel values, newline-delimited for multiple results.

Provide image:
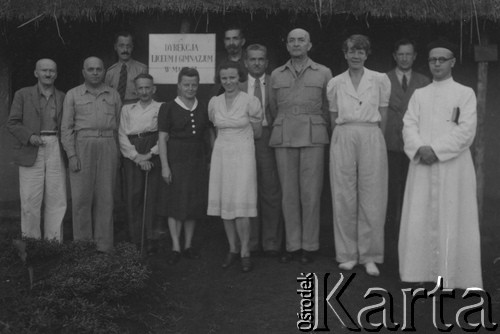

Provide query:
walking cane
left=140, top=170, right=150, bottom=256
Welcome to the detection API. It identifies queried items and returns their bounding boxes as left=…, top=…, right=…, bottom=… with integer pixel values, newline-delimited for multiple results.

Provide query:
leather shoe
left=221, top=252, right=239, bottom=269
left=167, top=251, right=181, bottom=265
left=264, top=250, right=280, bottom=257
left=183, top=247, right=200, bottom=259
left=279, top=251, right=298, bottom=263
left=300, top=251, right=314, bottom=264
left=241, top=256, right=253, bottom=273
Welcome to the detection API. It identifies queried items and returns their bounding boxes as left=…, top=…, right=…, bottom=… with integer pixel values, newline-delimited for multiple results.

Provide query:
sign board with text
left=149, top=34, right=216, bottom=84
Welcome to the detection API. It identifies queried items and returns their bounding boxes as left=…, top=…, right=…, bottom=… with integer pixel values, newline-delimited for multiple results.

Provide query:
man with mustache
left=105, top=31, right=147, bottom=104
left=212, top=24, right=247, bottom=96
left=7, top=58, right=67, bottom=242
left=118, top=73, right=162, bottom=254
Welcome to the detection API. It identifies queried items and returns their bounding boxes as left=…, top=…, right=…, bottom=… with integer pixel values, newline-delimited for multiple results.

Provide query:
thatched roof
left=3, top=0, right=500, bottom=22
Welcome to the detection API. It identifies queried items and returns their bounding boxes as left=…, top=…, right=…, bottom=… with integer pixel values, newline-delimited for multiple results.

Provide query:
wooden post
left=473, top=37, right=497, bottom=223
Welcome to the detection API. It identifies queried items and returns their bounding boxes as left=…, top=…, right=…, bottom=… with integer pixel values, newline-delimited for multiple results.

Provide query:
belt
left=77, top=129, right=115, bottom=137
left=338, top=122, right=378, bottom=127
left=128, top=131, right=157, bottom=140
left=40, top=131, right=58, bottom=136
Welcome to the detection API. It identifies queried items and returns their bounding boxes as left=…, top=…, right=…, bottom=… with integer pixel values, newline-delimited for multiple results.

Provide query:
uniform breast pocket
left=75, top=99, right=93, bottom=116
left=102, top=98, right=117, bottom=116
left=272, top=79, right=292, bottom=104
left=303, top=79, right=323, bottom=102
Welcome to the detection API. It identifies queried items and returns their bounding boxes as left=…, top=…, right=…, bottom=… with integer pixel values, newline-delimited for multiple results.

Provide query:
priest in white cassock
left=398, top=39, right=483, bottom=289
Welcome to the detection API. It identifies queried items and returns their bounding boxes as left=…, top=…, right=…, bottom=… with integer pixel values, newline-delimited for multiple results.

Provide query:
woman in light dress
left=207, top=60, right=263, bottom=273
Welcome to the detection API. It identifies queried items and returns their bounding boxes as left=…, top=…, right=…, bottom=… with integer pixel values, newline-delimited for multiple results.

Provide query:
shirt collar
left=37, top=83, right=54, bottom=98
left=175, top=96, right=198, bottom=111
left=248, top=73, right=266, bottom=86
left=80, top=83, right=111, bottom=95
left=131, top=99, right=155, bottom=108
left=118, top=59, right=134, bottom=68
left=395, top=67, right=412, bottom=80
left=282, top=57, right=316, bottom=72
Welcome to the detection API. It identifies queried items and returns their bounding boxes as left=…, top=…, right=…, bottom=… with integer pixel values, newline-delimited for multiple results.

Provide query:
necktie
left=117, top=63, right=127, bottom=101
left=254, top=78, right=267, bottom=126
left=254, top=77, right=262, bottom=105
left=402, top=74, right=408, bottom=92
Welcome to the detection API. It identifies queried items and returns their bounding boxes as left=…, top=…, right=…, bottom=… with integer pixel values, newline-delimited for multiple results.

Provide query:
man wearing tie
left=105, top=31, right=147, bottom=104
left=241, top=44, right=283, bottom=257
left=385, top=39, right=429, bottom=229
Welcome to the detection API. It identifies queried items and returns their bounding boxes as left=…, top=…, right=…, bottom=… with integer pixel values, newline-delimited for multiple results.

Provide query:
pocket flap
left=304, top=79, right=324, bottom=88
left=272, top=115, right=284, bottom=126
left=272, top=79, right=291, bottom=89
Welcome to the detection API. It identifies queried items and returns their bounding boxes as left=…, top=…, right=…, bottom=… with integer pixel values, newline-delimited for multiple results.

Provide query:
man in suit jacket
left=241, top=44, right=283, bottom=257
left=269, top=29, right=332, bottom=264
left=385, top=39, right=430, bottom=229
left=7, top=58, right=67, bottom=241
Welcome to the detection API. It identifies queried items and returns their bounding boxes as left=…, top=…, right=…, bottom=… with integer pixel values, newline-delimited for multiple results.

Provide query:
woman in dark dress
left=158, top=67, right=212, bottom=264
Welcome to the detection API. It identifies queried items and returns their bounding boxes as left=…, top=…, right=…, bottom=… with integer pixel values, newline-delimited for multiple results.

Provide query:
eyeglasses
left=428, top=57, right=454, bottom=64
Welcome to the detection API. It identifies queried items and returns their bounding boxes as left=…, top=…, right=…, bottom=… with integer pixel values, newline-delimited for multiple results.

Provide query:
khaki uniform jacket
left=268, top=58, right=332, bottom=148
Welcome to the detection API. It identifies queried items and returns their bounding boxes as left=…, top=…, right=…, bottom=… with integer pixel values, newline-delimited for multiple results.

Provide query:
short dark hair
left=115, top=31, right=133, bottom=44
left=134, top=73, right=154, bottom=83
left=245, top=44, right=267, bottom=58
left=214, top=60, right=246, bottom=84
left=342, top=34, right=371, bottom=55
left=393, top=38, right=417, bottom=53
left=223, top=24, right=244, bottom=38
left=178, top=67, right=200, bottom=83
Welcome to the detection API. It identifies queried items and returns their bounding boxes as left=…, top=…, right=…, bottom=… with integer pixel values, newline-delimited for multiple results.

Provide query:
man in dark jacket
left=385, top=39, right=430, bottom=228
left=7, top=58, right=67, bottom=241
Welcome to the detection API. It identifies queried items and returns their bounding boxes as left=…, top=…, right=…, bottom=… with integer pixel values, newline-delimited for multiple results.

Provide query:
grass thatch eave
left=3, top=0, right=500, bottom=23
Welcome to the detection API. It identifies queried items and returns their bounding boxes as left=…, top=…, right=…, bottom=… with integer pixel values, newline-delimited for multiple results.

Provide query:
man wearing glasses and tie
left=385, top=39, right=429, bottom=233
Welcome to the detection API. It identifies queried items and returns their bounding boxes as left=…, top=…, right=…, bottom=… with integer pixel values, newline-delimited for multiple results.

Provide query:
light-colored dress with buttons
left=207, top=92, right=263, bottom=220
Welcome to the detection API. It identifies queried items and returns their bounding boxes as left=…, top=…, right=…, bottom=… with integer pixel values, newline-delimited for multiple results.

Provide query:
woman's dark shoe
left=221, top=252, right=239, bottom=268
left=241, top=256, right=253, bottom=273
left=183, top=247, right=201, bottom=259
left=167, top=251, right=181, bottom=265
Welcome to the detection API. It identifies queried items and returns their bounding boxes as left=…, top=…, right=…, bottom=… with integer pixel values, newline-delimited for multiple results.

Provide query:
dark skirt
left=157, top=138, right=208, bottom=220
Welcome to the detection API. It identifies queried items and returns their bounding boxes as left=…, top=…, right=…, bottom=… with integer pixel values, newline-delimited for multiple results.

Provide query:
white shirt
left=395, top=68, right=412, bottom=86
left=247, top=74, right=267, bottom=126
left=327, top=68, right=391, bottom=124
left=118, top=100, right=162, bottom=160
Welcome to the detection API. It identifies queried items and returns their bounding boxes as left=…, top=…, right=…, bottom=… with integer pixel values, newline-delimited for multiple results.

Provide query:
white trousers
left=19, top=135, right=67, bottom=241
left=330, top=124, right=387, bottom=264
